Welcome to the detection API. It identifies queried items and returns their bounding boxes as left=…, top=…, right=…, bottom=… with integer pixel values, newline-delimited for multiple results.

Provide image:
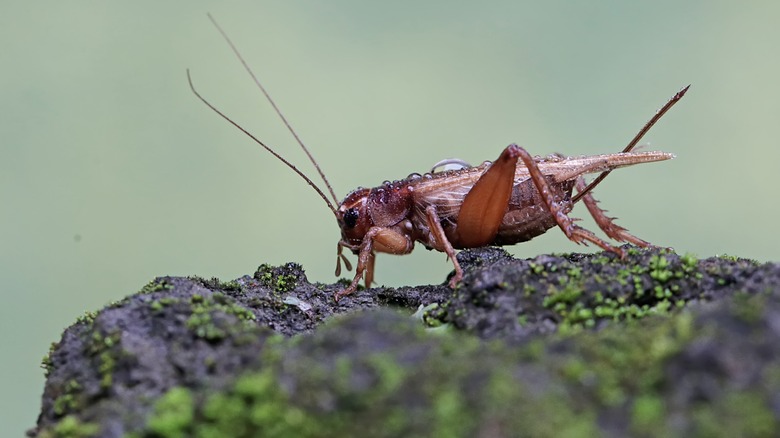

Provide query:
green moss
left=630, top=394, right=666, bottom=435
left=543, top=275, right=599, bottom=330
left=256, top=263, right=299, bottom=294
left=149, top=300, right=164, bottom=312
left=53, top=379, right=83, bottom=416
left=200, top=393, right=249, bottom=437
left=626, top=246, right=643, bottom=256
left=196, top=369, right=313, bottom=438
left=529, top=262, right=545, bottom=275
left=137, top=320, right=544, bottom=437
left=529, top=251, right=712, bottom=332
left=331, top=354, right=353, bottom=394
left=75, top=311, right=97, bottom=326
left=85, top=330, right=121, bottom=389
left=365, top=352, right=407, bottom=395
left=542, top=282, right=583, bottom=308
left=730, top=292, right=767, bottom=324
left=566, top=266, right=582, bottom=279
left=553, top=312, right=694, bottom=410
left=681, top=253, right=698, bottom=268
left=220, top=280, right=242, bottom=291
left=194, top=276, right=244, bottom=292
left=238, top=371, right=306, bottom=429
left=118, top=302, right=770, bottom=437
left=37, top=415, right=100, bottom=438
left=41, top=341, right=58, bottom=377
left=483, top=366, right=599, bottom=437
left=139, top=278, right=174, bottom=294
left=185, top=293, right=256, bottom=341
left=98, top=351, right=116, bottom=388
left=517, top=314, right=529, bottom=326
left=649, top=254, right=673, bottom=282
left=419, top=303, right=448, bottom=328
left=149, top=297, right=179, bottom=313
left=146, top=387, right=195, bottom=438
left=432, top=389, right=470, bottom=437
left=691, top=392, right=777, bottom=438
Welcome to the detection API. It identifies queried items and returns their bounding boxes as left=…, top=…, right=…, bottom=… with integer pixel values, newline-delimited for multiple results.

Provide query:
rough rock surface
left=32, top=247, right=780, bottom=437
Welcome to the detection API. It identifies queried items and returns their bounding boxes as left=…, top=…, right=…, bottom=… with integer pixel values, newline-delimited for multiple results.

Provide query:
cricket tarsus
left=187, top=69, right=337, bottom=213
left=206, top=13, right=339, bottom=207
left=572, top=84, right=690, bottom=204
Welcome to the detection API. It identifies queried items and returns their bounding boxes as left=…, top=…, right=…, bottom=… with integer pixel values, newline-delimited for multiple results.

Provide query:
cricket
left=189, top=14, right=688, bottom=300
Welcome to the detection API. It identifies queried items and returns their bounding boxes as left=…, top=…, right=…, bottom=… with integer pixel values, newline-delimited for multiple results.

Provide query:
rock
left=31, top=247, right=780, bottom=437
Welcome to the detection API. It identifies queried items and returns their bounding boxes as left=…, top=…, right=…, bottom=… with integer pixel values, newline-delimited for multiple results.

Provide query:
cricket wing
left=404, top=166, right=485, bottom=250
left=519, top=151, right=674, bottom=183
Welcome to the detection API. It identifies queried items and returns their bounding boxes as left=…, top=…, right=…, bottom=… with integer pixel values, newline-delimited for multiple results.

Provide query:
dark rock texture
left=32, top=247, right=780, bottom=437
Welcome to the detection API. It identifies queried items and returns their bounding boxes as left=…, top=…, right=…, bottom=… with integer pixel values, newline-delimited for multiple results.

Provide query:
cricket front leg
left=335, top=237, right=375, bottom=301
left=334, top=227, right=413, bottom=301
left=575, top=177, right=652, bottom=247
left=516, top=147, right=625, bottom=257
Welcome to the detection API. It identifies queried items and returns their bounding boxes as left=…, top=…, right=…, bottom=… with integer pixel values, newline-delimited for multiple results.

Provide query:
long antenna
left=187, top=69, right=337, bottom=213
left=572, top=84, right=690, bottom=204
left=206, top=13, right=340, bottom=207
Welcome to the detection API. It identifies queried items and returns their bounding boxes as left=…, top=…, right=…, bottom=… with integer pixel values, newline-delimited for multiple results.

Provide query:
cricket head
left=336, top=187, right=373, bottom=249
left=333, top=187, right=372, bottom=278
left=336, top=180, right=415, bottom=249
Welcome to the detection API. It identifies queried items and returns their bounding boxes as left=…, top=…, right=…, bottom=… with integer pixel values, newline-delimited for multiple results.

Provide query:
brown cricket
left=190, top=14, right=688, bottom=300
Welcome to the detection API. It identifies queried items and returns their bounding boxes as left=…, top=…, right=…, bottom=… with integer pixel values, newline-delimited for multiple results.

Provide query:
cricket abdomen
left=492, top=177, right=575, bottom=245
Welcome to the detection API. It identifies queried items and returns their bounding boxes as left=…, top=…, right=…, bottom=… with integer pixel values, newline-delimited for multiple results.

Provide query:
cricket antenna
left=187, top=69, right=337, bottom=213
left=206, top=13, right=340, bottom=208
left=572, top=84, right=690, bottom=204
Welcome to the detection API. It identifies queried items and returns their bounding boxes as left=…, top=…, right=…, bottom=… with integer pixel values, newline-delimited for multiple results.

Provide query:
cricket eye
left=344, top=208, right=359, bottom=229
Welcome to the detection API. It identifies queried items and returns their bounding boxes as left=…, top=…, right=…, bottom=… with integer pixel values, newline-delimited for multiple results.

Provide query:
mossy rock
left=31, top=247, right=780, bottom=437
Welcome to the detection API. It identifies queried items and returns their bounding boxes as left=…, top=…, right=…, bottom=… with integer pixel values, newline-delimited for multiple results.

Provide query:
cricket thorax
left=366, top=181, right=414, bottom=227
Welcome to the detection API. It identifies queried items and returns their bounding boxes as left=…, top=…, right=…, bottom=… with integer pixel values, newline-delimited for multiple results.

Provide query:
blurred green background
left=3, top=1, right=778, bottom=434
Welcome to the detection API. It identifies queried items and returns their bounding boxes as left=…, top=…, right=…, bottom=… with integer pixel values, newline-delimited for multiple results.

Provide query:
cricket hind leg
left=515, top=145, right=626, bottom=257
left=574, top=177, right=652, bottom=247
left=454, top=144, right=521, bottom=248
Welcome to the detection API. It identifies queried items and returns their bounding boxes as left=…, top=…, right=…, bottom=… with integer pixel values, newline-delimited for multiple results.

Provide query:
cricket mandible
left=189, top=15, right=687, bottom=300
